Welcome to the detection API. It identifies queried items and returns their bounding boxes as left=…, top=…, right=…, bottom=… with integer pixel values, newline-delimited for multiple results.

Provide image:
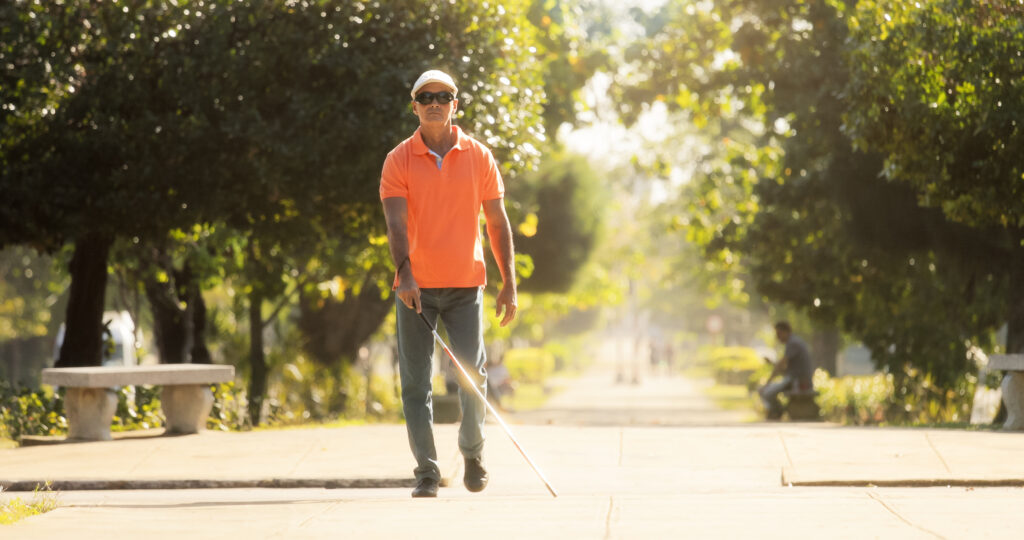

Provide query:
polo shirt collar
left=412, top=125, right=467, bottom=155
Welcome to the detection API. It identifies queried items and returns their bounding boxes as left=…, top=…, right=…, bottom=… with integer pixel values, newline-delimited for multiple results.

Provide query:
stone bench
left=784, top=389, right=821, bottom=421
left=42, top=364, right=235, bottom=441
left=990, top=354, right=1024, bottom=430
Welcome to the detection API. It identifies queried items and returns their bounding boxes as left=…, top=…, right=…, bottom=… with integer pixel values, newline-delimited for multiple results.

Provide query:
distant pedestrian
left=380, top=69, right=518, bottom=498
left=758, top=321, right=814, bottom=420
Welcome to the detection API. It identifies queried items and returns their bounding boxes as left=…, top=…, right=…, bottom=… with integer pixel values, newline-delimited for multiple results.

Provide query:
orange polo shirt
left=380, top=126, right=504, bottom=288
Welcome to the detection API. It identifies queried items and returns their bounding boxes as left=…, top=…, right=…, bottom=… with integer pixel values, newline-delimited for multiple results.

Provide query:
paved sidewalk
left=0, top=424, right=462, bottom=491
left=4, top=358, right=1024, bottom=538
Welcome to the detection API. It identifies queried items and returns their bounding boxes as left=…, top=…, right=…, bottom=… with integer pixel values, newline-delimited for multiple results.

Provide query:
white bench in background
left=42, top=364, right=234, bottom=441
left=990, top=354, right=1024, bottom=430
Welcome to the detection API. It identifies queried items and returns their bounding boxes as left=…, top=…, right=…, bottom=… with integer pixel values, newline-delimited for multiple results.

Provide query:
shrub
left=813, top=366, right=977, bottom=426
left=504, top=348, right=556, bottom=384
left=0, top=383, right=66, bottom=442
left=698, top=346, right=769, bottom=385
left=111, top=385, right=163, bottom=432
left=208, top=382, right=249, bottom=431
left=814, top=370, right=893, bottom=425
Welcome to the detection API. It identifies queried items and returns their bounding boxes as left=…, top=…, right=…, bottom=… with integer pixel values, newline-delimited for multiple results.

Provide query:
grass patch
left=905, top=422, right=999, bottom=431
left=704, top=384, right=755, bottom=412
left=683, top=365, right=714, bottom=380
left=253, top=417, right=376, bottom=431
left=502, top=382, right=558, bottom=412
left=0, top=484, right=58, bottom=526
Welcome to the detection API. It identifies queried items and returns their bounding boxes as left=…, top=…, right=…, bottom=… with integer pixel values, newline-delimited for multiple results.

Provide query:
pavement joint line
left=777, top=432, right=795, bottom=469
left=298, top=498, right=343, bottom=529
left=923, top=432, right=953, bottom=475
left=286, top=435, right=320, bottom=477
left=602, top=495, right=614, bottom=540
left=867, top=491, right=947, bottom=540
left=125, top=441, right=162, bottom=476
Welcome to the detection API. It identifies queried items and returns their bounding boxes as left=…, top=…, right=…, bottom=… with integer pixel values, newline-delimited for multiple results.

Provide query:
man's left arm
left=483, top=198, right=517, bottom=327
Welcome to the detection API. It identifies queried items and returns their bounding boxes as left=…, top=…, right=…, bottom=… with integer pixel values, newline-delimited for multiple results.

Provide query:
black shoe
left=464, top=457, right=488, bottom=493
left=411, top=477, right=438, bottom=498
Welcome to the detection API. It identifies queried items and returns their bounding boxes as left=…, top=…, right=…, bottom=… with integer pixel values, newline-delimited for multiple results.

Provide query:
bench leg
left=161, top=384, right=214, bottom=434
left=66, top=388, right=117, bottom=441
left=1001, top=372, right=1024, bottom=430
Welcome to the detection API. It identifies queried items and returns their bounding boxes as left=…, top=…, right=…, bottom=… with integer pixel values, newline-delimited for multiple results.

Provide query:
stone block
left=787, top=393, right=820, bottom=421
left=162, top=385, right=215, bottom=434
left=1001, top=371, right=1024, bottom=431
left=42, top=364, right=234, bottom=388
left=989, top=354, right=1024, bottom=372
left=65, top=387, right=117, bottom=441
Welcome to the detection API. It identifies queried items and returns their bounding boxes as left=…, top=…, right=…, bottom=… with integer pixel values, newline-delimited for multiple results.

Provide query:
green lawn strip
left=0, top=486, right=58, bottom=526
left=903, top=422, right=999, bottom=431
left=699, top=382, right=761, bottom=422
left=503, top=382, right=556, bottom=412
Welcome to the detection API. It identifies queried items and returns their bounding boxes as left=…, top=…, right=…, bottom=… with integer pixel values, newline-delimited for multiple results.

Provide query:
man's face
left=775, top=328, right=790, bottom=343
left=412, top=82, right=458, bottom=128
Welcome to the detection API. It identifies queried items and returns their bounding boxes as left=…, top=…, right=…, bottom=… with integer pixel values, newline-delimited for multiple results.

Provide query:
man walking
left=380, top=69, right=518, bottom=498
left=758, top=321, right=814, bottom=420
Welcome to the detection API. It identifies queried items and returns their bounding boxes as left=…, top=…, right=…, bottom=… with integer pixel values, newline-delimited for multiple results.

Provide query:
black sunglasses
left=414, top=91, right=455, bottom=105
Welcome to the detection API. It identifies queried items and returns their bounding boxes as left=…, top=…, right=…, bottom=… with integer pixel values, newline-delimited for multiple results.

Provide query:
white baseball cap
left=410, top=69, right=458, bottom=99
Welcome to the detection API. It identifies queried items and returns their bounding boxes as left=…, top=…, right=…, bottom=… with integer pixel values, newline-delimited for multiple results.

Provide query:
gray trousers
left=396, top=287, right=487, bottom=482
left=759, top=376, right=794, bottom=416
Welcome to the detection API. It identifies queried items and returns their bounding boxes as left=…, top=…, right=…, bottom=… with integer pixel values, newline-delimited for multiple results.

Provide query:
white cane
left=418, top=312, right=558, bottom=498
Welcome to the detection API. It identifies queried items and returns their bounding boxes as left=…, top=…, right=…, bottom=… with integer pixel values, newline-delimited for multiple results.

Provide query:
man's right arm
left=382, top=197, right=420, bottom=313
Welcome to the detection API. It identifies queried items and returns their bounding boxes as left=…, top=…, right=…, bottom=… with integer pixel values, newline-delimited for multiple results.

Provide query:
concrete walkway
left=4, top=359, right=1024, bottom=538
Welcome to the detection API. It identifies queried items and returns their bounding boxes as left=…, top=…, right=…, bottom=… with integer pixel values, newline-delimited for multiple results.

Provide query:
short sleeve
left=380, top=150, right=408, bottom=200
left=481, top=149, right=504, bottom=200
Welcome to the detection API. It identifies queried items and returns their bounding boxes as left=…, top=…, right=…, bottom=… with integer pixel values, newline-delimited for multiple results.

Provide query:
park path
left=508, top=352, right=749, bottom=426
left=5, top=352, right=1024, bottom=538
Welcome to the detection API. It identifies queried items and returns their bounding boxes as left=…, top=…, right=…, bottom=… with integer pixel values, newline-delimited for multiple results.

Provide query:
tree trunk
left=57, top=233, right=112, bottom=368
left=190, top=282, right=212, bottom=364
left=145, top=275, right=189, bottom=364
left=811, top=324, right=840, bottom=376
left=248, top=287, right=267, bottom=426
left=145, top=255, right=211, bottom=364
left=1006, top=243, right=1024, bottom=355
left=297, top=274, right=391, bottom=367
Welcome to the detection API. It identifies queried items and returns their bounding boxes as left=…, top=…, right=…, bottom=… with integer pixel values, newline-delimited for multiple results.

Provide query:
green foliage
left=0, top=247, right=68, bottom=340
left=2, top=0, right=552, bottom=416
left=840, top=0, right=1024, bottom=229
left=814, top=370, right=894, bottom=426
left=526, top=0, right=614, bottom=137
left=504, top=348, right=557, bottom=385
left=814, top=367, right=976, bottom=426
left=623, top=0, right=1011, bottom=393
left=696, top=346, right=770, bottom=386
left=266, top=360, right=400, bottom=426
left=838, top=0, right=1024, bottom=354
left=0, top=383, right=65, bottom=442
left=111, top=386, right=163, bottom=432
left=207, top=382, right=250, bottom=432
left=512, top=153, right=608, bottom=293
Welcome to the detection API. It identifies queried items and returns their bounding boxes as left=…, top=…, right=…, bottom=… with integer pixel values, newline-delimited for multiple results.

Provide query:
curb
left=0, top=477, right=417, bottom=492
left=3, top=450, right=465, bottom=492
left=781, top=468, right=1024, bottom=488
